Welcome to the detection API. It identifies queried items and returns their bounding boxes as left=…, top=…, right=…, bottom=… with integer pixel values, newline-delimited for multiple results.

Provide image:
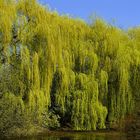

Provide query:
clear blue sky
left=38, top=0, right=140, bottom=29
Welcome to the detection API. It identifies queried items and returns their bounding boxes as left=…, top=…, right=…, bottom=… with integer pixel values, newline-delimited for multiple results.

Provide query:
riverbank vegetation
left=0, top=0, right=140, bottom=137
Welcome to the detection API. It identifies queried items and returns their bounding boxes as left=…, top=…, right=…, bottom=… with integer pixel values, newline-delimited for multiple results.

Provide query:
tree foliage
left=0, top=0, right=139, bottom=136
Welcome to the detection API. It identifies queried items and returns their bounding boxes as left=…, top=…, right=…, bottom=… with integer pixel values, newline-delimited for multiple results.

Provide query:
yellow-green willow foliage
left=0, top=0, right=16, bottom=44
left=0, top=0, right=139, bottom=135
left=71, top=73, right=107, bottom=130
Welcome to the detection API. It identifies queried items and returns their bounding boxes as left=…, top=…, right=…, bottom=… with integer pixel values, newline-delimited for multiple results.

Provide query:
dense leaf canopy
left=0, top=0, right=139, bottom=136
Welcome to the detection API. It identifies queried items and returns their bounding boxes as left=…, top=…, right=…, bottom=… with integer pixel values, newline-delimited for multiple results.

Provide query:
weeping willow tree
left=0, top=0, right=139, bottom=136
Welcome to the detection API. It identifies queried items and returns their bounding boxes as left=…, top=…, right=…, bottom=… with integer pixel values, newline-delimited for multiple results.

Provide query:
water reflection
left=3, top=132, right=139, bottom=140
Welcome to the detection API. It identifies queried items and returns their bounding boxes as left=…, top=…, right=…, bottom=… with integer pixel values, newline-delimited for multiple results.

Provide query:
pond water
left=5, top=131, right=137, bottom=140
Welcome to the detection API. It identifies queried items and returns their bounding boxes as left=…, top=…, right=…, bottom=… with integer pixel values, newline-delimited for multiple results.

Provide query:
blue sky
left=38, top=0, right=140, bottom=29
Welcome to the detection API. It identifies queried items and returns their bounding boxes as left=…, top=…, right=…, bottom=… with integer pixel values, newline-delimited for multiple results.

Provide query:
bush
left=42, top=110, right=60, bottom=129
left=0, top=93, right=28, bottom=136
